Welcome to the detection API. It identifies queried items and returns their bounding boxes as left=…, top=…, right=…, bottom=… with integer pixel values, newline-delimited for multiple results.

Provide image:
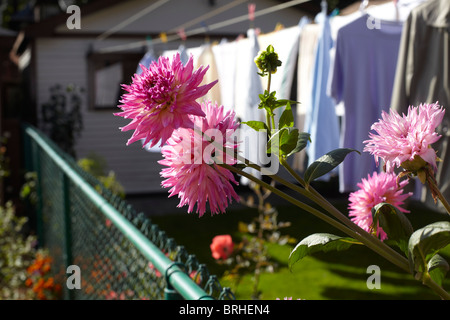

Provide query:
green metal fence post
left=164, top=262, right=184, bottom=300
left=62, top=173, right=74, bottom=300
left=22, top=126, right=32, bottom=174
left=31, top=139, right=44, bottom=247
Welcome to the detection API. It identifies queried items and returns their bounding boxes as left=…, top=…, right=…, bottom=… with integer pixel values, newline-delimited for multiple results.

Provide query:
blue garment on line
left=136, top=50, right=156, bottom=74
left=330, top=14, right=403, bottom=192
left=304, top=12, right=340, bottom=180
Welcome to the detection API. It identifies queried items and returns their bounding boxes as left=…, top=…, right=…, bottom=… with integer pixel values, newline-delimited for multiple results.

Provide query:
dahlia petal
left=159, top=100, right=240, bottom=216
left=348, top=171, right=412, bottom=241
left=365, top=103, right=444, bottom=172
left=115, top=52, right=217, bottom=148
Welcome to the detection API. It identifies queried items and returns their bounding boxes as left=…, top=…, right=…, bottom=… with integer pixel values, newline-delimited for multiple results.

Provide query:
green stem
left=200, top=128, right=416, bottom=281
left=220, top=163, right=412, bottom=273
left=422, top=272, right=450, bottom=300
left=221, top=163, right=360, bottom=238
left=280, top=159, right=450, bottom=300
left=271, top=115, right=276, bottom=132
left=218, top=152, right=449, bottom=298
left=266, top=113, right=272, bottom=133
left=278, top=157, right=410, bottom=272
left=279, top=157, right=306, bottom=185
left=426, top=173, right=450, bottom=216
left=266, top=72, right=273, bottom=132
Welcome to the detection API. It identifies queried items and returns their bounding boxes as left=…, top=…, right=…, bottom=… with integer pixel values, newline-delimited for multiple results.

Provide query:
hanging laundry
left=366, top=0, right=427, bottom=23
left=136, top=50, right=156, bottom=75
left=391, top=0, right=450, bottom=212
left=136, top=36, right=156, bottom=74
left=327, top=9, right=362, bottom=136
left=330, top=13, right=403, bottom=193
left=195, top=44, right=221, bottom=106
left=233, top=29, right=263, bottom=123
left=293, top=21, right=319, bottom=172
left=212, top=39, right=238, bottom=113
left=161, top=44, right=203, bottom=65
left=329, top=10, right=362, bottom=42
left=303, top=10, right=340, bottom=181
left=257, top=24, right=301, bottom=102
left=234, top=29, right=264, bottom=184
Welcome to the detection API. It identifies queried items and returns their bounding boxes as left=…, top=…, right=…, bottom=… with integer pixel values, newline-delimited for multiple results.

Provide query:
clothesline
left=96, top=0, right=313, bottom=54
left=96, top=0, right=172, bottom=41
left=167, top=0, right=249, bottom=33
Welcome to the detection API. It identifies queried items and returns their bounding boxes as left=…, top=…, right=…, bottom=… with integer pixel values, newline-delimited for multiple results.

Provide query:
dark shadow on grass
left=321, top=286, right=440, bottom=300
left=327, top=267, right=413, bottom=286
left=305, top=247, right=408, bottom=273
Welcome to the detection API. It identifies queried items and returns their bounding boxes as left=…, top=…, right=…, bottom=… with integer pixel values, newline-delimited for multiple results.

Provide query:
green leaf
left=288, top=233, right=360, bottom=270
left=371, top=202, right=414, bottom=255
left=267, top=127, right=287, bottom=154
left=278, top=102, right=294, bottom=129
left=241, top=121, right=269, bottom=132
left=274, top=99, right=298, bottom=110
left=280, top=128, right=299, bottom=156
left=267, top=128, right=310, bottom=158
left=304, top=148, right=360, bottom=184
left=286, top=132, right=311, bottom=157
left=258, top=90, right=277, bottom=113
left=257, top=89, right=298, bottom=114
left=427, top=254, right=449, bottom=286
left=408, top=221, right=450, bottom=273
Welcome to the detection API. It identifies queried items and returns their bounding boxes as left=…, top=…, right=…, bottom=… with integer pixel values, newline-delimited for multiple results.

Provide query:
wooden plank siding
left=35, top=37, right=166, bottom=194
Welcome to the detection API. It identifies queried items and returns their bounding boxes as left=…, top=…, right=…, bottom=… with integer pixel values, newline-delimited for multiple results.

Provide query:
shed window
left=88, top=52, right=142, bottom=110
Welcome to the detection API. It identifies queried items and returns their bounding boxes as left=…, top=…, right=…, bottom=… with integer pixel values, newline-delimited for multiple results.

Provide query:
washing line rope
left=96, top=0, right=172, bottom=41
left=168, top=0, right=250, bottom=33
left=97, top=0, right=312, bottom=54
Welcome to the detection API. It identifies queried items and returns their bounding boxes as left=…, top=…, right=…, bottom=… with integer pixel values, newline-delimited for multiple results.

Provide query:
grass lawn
left=149, top=188, right=450, bottom=300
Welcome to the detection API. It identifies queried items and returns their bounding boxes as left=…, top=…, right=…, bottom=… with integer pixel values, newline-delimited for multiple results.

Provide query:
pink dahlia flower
left=115, top=53, right=218, bottom=148
left=348, top=171, right=412, bottom=241
left=159, top=100, right=240, bottom=216
left=364, top=102, right=445, bottom=172
left=210, top=235, right=234, bottom=260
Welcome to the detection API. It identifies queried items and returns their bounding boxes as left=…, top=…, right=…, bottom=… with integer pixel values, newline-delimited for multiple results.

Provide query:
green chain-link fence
left=22, top=124, right=235, bottom=300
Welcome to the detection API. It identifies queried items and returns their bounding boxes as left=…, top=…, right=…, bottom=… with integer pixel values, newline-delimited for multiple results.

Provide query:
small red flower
left=210, top=235, right=234, bottom=260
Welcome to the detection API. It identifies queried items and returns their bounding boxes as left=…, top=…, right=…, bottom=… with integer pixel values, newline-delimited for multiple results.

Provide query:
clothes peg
left=248, top=3, right=256, bottom=21
left=274, top=23, right=284, bottom=32
left=200, top=21, right=211, bottom=43
left=359, top=0, right=369, bottom=14
left=159, top=32, right=168, bottom=43
left=145, top=35, right=153, bottom=51
left=177, top=28, right=187, bottom=41
left=248, top=3, right=256, bottom=29
left=393, top=0, right=399, bottom=21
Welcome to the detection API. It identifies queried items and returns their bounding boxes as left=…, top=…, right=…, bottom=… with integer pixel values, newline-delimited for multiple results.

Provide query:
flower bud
left=254, top=45, right=282, bottom=76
